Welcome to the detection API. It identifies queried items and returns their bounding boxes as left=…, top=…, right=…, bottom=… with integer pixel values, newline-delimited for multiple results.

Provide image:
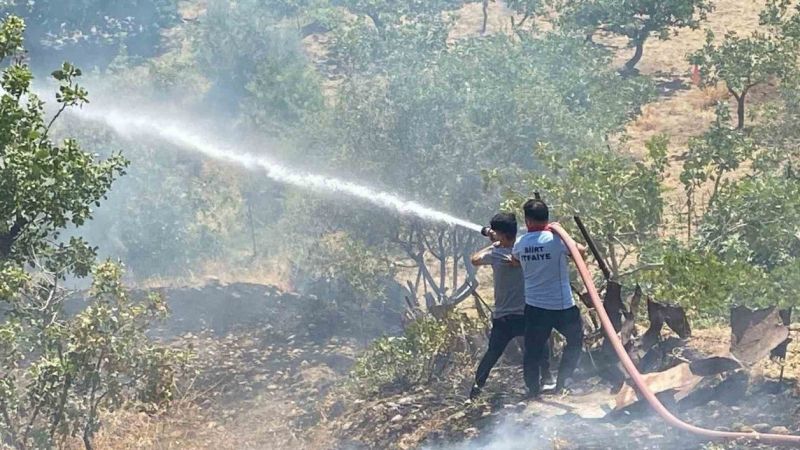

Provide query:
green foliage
left=754, top=70, right=800, bottom=172
left=0, top=0, right=179, bottom=70
left=195, top=0, right=325, bottom=134
left=680, top=103, right=757, bottom=222
left=0, top=17, right=186, bottom=449
left=697, top=174, right=800, bottom=269
left=689, top=27, right=797, bottom=129
left=298, top=230, right=396, bottom=309
left=760, top=0, right=800, bottom=43
left=0, top=18, right=127, bottom=267
left=488, top=136, right=667, bottom=275
left=563, top=0, right=713, bottom=70
left=505, top=0, right=545, bottom=20
left=0, top=262, right=189, bottom=449
left=337, top=0, right=464, bottom=28
left=351, top=314, right=479, bottom=395
left=322, top=31, right=653, bottom=213
left=77, top=142, right=243, bottom=279
left=636, top=243, right=796, bottom=319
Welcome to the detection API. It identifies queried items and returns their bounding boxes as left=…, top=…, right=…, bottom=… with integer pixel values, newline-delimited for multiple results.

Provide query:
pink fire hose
left=548, top=222, right=800, bottom=446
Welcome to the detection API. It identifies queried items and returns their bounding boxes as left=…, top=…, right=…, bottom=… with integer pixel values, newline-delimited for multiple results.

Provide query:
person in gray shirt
left=469, top=212, right=553, bottom=400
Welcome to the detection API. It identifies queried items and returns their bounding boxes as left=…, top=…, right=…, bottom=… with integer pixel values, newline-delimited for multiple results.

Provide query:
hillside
left=3, top=1, right=799, bottom=449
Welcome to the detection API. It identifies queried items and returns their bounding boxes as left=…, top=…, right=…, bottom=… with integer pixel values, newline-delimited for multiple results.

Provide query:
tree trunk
left=247, top=201, right=257, bottom=258
left=0, top=219, right=26, bottom=261
left=686, top=190, right=693, bottom=242
left=366, top=11, right=383, bottom=32
left=624, top=38, right=646, bottom=73
left=736, top=90, right=747, bottom=130
left=481, top=0, right=489, bottom=34
left=0, top=234, right=11, bottom=261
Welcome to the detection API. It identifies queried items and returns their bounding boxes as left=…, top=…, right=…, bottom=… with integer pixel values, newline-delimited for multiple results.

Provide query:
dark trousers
left=524, top=305, right=583, bottom=393
left=475, top=314, right=550, bottom=388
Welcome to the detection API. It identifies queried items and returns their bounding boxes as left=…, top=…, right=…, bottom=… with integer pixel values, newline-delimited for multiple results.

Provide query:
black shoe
left=469, top=384, right=482, bottom=400
left=555, top=376, right=574, bottom=392
left=525, top=388, right=540, bottom=400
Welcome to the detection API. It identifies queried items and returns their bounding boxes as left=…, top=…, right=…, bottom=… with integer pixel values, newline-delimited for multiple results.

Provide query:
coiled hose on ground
left=548, top=222, right=800, bottom=447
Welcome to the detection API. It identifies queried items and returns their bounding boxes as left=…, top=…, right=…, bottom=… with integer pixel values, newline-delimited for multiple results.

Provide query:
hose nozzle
left=480, top=226, right=492, bottom=237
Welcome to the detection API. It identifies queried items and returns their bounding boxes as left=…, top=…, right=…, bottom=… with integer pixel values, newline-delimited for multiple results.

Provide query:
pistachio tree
left=487, top=136, right=668, bottom=276
left=689, top=29, right=796, bottom=129
left=0, top=0, right=179, bottom=70
left=0, top=16, right=185, bottom=449
left=680, top=103, right=756, bottom=238
left=563, top=0, right=713, bottom=72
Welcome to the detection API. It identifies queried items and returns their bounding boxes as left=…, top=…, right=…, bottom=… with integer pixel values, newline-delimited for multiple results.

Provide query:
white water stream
left=75, top=107, right=484, bottom=233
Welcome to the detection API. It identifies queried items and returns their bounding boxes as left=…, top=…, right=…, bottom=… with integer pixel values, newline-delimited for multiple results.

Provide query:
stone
left=752, top=423, right=771, bottom=433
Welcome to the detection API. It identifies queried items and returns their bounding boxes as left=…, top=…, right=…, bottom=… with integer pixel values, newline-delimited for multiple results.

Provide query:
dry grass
left=604, top=0, right=768, bottom=75
left=611, top=0, right=788, bottom=240
left=83, top=404, right=237, bottom=450
left=448, top=1, right=514, bottom=40
left=93, top=2, right=798, bottom=448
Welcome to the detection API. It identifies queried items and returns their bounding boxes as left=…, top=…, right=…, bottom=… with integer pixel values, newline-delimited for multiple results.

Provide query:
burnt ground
left=90, top=283, right=800, bottom=449
left=312, top=361, right=800, bottom=450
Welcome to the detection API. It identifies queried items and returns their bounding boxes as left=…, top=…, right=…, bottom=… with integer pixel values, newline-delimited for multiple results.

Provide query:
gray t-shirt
left=477, top=245, right=525, bottom=318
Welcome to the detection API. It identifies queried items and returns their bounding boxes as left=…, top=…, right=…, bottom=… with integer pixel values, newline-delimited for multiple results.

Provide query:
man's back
left=512, top=230, right=574, bottom=310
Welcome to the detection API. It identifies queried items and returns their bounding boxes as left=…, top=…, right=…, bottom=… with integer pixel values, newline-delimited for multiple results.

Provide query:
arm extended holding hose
left=549, top=221, right=800, bottom=447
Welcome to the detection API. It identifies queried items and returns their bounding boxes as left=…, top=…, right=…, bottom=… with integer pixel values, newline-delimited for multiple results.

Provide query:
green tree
left=689, top=29, right=796, bottom=129
left=0, top=20, right=127, bottom=264
left=337, top=0, right=464, bottom=32
left=488, top=136, right=667, bottom=276
left=680, top=103, right=756, bottom=239
left=0, top=16, right=185, bottom=449
left=563, top=0, right=713, bottom=72
left=0, top=0, right=179, bottom=70
left=697, top=174, right=800, bottom=270
left=195, top=0, right=325, bottom=135
left=636, top=242, right=793, bottom=319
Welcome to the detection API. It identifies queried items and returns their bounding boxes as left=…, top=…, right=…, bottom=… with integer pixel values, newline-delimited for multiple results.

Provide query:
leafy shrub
left=0, top=17, right=188, bottom=449
left=351, top=314, right=480, bottom=395
left=637, top=242, right=800, bottom=320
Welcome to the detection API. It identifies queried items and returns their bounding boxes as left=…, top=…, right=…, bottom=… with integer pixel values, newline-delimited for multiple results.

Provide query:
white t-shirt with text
left=512, top=230, right=574, bottom=310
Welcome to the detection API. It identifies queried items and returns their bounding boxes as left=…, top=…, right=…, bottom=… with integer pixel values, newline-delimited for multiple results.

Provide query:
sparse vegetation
left=1, top=0, right=799, bottom=447
left=352, top=314, right=481, bottom=396
left=563, top=0, right=714, bottom=72
left=0, top=16, right=186, bottom=449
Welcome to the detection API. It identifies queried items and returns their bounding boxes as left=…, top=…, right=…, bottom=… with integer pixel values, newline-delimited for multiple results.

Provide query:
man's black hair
left=490, top=212, right=517, bottom=239
left=523, top=199, right=549, bottom=222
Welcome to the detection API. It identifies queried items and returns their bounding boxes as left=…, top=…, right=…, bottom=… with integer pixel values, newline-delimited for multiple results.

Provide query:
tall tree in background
left=564, top=0, right=713, bottom=72
left=680, top=103, right=756, bottom=238
left=689, top=29, right=796, bottom=129
left=0, top=0, right=179, bottom=70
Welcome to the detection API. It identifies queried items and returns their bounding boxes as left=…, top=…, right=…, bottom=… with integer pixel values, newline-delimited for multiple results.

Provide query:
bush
left=351, top=314, right=480, bottom=395
left=0, top=262, right=190, bottom=449
left=637, top=242, right=800, bottom=320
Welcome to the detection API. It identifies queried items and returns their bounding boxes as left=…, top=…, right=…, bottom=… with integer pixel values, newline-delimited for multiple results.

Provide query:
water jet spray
left=74, top=107, right=484, bottom=234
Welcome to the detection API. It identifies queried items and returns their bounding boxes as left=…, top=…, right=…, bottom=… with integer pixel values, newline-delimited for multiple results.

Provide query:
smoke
left=422, top=414, right=620, bottom=450
left=72, top=104, right=485, bottom=234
